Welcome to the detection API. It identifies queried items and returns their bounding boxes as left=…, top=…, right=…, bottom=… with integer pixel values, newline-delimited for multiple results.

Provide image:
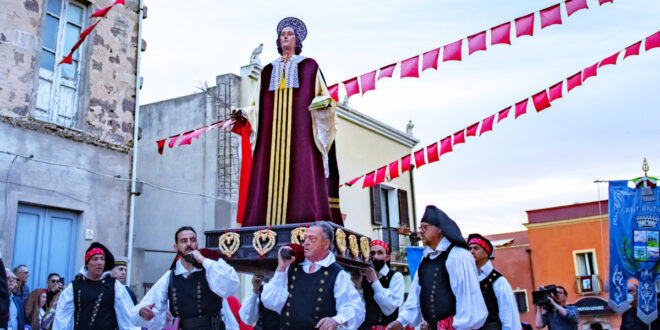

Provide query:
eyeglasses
left=49, top=279, right=59, bottom=283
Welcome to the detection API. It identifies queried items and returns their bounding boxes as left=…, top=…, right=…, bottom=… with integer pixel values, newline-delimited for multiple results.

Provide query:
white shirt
left=478, top=261, right=522, bottom=330
left=238, top=291, right=260, bottom=326
left=131, top=258, right=240, bottom=329
left=53, top=268, right=138, bottom=330
left=397, top=237, right=488, bottom=329
left=261, top=252, right=366, bottom=329
left=357, top=264, right=405, bottom=317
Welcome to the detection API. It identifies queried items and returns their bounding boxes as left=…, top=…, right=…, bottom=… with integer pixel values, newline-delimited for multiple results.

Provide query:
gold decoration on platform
left=348, top=235, right=360, bottom=258
left=291, top=227, right=307, bottom=244
left=253, top=229, right=277, bottom=256
left=218, top=232, right=240, bottom=258
left=335, top=228, right=347, bottom=254
left=360, top=237, right=371, bottom=261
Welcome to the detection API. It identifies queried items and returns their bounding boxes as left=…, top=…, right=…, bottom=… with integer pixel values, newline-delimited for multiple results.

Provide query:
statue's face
left=279, top=27, right=296, bottom=53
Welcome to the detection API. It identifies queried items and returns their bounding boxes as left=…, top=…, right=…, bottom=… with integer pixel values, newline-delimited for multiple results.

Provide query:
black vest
left=479, top=269, right=503, bottom=330
left=256, top=289, right=280, bottom=330
left=72, top=276, right=118, bottom=330
left=418, top=244, right=458, bottom=328
left=280, top=263, right=342, bottom=329
left=359, top=270, right=398, bottom=328
left=167, top=270, right=224, bottom=330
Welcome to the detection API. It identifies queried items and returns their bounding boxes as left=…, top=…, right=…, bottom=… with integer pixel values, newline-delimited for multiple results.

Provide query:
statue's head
left=276, top=17, right=306, bottom=55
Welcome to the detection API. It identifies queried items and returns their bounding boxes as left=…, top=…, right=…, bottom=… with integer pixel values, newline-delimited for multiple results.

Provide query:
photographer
left=535, top=285, right=578, bottom=330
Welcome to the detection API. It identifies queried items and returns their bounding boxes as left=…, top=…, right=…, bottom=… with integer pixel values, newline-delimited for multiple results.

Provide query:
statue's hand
left=230, top=108, right=245, bottom=123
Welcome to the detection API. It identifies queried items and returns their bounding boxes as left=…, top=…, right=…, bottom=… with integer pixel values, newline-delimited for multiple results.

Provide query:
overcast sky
left=139, top=0, right=660, bottom=235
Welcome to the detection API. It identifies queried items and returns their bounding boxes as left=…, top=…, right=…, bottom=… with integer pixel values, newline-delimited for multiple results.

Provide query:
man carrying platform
left=262, top=222, right=365, bottom=329
left=238, top=274, right=280, bottom=330
left=133, top=226, right=239, bottom=330
left=387, top=205, right=488, bottom=330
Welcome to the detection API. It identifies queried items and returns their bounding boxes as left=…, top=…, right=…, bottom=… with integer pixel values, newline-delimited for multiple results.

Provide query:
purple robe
left=242, top=58, right=342, bottom=227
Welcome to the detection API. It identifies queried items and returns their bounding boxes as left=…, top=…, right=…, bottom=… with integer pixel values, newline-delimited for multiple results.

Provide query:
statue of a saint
left=232, top=17, right=342, bottom=227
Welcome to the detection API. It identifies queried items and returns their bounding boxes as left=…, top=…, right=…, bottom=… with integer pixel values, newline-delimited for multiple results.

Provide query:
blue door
left=12, top=204, right=79, bottom=290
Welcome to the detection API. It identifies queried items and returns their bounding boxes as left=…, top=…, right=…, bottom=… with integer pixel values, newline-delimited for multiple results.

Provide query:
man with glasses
left=45, top=273, right=61, bottom=308
left=11, top=265, right=29, bottom=303
left=535, top=286, right=578, bottom=330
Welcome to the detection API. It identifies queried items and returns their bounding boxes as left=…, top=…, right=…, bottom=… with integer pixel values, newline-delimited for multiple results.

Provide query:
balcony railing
left=374, top=227, right=420, bottom=274
left=576, top=274, right=602, bottom=295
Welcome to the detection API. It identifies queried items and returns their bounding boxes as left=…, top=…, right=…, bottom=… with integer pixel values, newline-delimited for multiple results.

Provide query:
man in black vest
left=238, top=274, right=280, bottom=330
left=387, top=205, right=487, bottom=330
left=262, top=221, right=365, bottom=330
left=53, top=242, right=137, bottom=329
left=133, top=226, right=239, bottom=330
left=467, top=233, right=521, bottom=330
left=353, top=239, right=404, bottom=330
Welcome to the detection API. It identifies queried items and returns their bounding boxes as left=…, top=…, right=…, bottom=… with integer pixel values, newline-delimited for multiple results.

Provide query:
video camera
left=532, top=284, right=558, bottom=308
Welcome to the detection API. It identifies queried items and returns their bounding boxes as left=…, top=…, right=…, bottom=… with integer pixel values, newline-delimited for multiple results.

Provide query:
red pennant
left=453, top=130, right=465, bottom=145
left=548, top=82, right=563, bottom=102
left=443, top=40, right=462, bottom=62
left=375, top=166, right=387, bottom=185
left=328, top=84, right=339, bottom=102
left=515, top=99, right=528, bottom=119
left=362, top=171, right=376, bottom=188
left=582, top=64, right=598, bottom=82
left=414, top=149, right=426, bottom=168
left=422, top=48, right=440, bottom=71
left=624, top=42, right=641, bottom=59
left=540, top=5, right=562, bottom=29
left=191, top=127, right=207, bottom=139
left=646, top=31, right=660, bottom=51
left=343, top=77, right=360, bottom=98
left=567, top=72, right=582, bottom=91
left=157, top=139, right=166, bottom=155
left=178, top=131, right=195, bottom=146
left=389, top=161, right=400, bottom=180
left=515, top=13, right=534, bottom=37
left=114, top=0, right=125, bottom=5
left=360, top=71, right=377, bottom=95
left=440, top=136, right=453, bottom=155
left=400, top=56, right=420, bottom=78
left=401, top=155, right=412, bottom=173
left=378, top=63, right=396, bottom=80
left=599, top=52, right=619, bottom=67
left=426, top=143, right=439, bottom=163
left=466, top=122, right=479, bottom=137
left=566, top=0, right=589, bottom=16
left=497, top=106, right=511, bottom=122
left=480, top=115, right=495, bottom=135
left=346, top=175, right=363, bottom=187
left=468, top=31, right=487, bottom=55
left=532, top=90, right=551, bottom=112
left=598, top=0, right=613, bottom=4
left=168, top=134, right=180, bottom=148
left=491, top=22, right=511, bottom=46
left=59, top=53, right=73, bottom=65
left=90, top=5, right=113, bottom=18
left=80, top=21, right=101, bottom=40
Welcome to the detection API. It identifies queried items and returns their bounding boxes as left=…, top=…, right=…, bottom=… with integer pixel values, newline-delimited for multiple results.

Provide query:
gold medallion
left=218, top=232, right=240, bottom=258
left=253, top=229, right=277, bottom=256
left=335, top=228, right=347, bottom=254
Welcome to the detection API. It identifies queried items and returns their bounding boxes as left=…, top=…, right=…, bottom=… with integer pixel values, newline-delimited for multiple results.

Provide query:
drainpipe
left=126, top=0, right=144, bottom=286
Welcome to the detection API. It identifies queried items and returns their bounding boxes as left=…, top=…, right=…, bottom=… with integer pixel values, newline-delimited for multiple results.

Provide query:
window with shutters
left=370, top=184, right=411, bottom=229
left=35, top=0, right=86, bottom=127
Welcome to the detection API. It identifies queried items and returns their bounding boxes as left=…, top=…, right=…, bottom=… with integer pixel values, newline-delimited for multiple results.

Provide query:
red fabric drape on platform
left=401, top=56, right=420, bottom=78
left=466, top=122, right=479, bottom=137
left=582, top=64, right=598, bottom=82
left=375, top=166, right=387, bottom=185
left=540, top=5, right=562, bottom=29
left=453, top=130, right=465, bottom=145
left=443, top=40, right=462, bottom=62
left=233, top=122, right=253, bottom=225
left=426, top=143, right=439, bottom=163
left=624, top=42, right=641, bottom=59
left=566, top=0, right=589, bottom=16
left=480, top=115, right=495, bottom=135
left=422, top=48, right=440, bottom=71
left=549, top=82, right=563, bottom=102
left=491, top=23, right=511, bottom=46
left=468, top=31, right=487, bottom=54
left=515, top=99, right=528, bottom=119
left=363, top=171, right=376, bottom=188
left=515, top=13, right=534, bottom=37
left=497, top=106, right=511, bottom=122
left=226, top=296, right=253, bottom=330
left=414, top=149, right=426, bottom=168
left=389, top=160, right=400, bottom=180
left=440, top=136, right=453, bottom=156
left=360, top=71, right=377, bottom=95
left=328, top=84, right=339, bottom=101
left=567, top=72, right=582, bottom=91
left=378, top=63, right=396, bottom=80
left=532, top=90, right=551, bottom=112
left=343, top=77, right=360, bottom=98
left=401, top=155, right=412, bottom=173
left=599, top=52, right=619, bottom=67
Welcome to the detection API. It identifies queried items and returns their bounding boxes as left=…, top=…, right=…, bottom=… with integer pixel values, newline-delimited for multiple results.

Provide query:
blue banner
left=406, top=246, right=424, bottom=279
left=609, top=180, right=660, bottom=324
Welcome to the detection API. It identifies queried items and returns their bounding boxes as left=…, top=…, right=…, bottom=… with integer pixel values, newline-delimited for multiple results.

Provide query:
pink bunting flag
left=328, top=84, right=339, bottom=101
left=599, top=52, right=619, bottom=67
left=646, top=31, right=660, bottom=51
left=480, top=115, right=495, bottom=135
left=443, top=40, right=462, bottom=62
left=426, top=143, right=439, bottom=163
left=400, top=56, right=420, bottom=78
left=540, top=5, right=562, bottom=29
left=362, top=171, right=376, bottom=188
left=80, top=21, right=101, bottom=40
left=598, top=0, right=613, bottom=5
left=190, top=127, right=207, bottom=139
left=414, top=149, right=426, bottom=168
left=375, top=166, right=387, bottom=185
left=178, top=131, right=195, bottom=146
left=532, top=90, right=551, bottom=112
left=515, top=13, right=534, bottom=37
left=567, top=72, right=582, bottom=91
left=389, top=160, right=400, bottom=180
left=346, top=175, right=363, bottom=187
left=453, top=130, right=465, bottom=145
left=114, top=0, right=125, bottom=5
left=401, top=155, right=412, bottom=173
left=222, top=119, right=235, bottom=130
left=466, top=122, right=479, bottom=137
left=548, top=82, right=563, bottom=102
left=624, top=42, right=641, bottom=59
left=515, top=99, right=528, bottom=119
left=566, top=0, right=589, bottom=16
left=59, top=53, right=73, bottom=65
left=206, top=121, right=222, bottom=131
left=168, top=135, right=180, bottom=148
left=378, top=63, right=396, bottom=80
left=422, top=48, right=440, bottom=71
left=582, top=64, right=598, bottom=82
left=440, top=136, right=453, bottom=155
left=90, top=5, right=114, bottom=18
left=468, top=31, right=487, bottom=55
left=343, top=77, right=360, bottom=98
left=491, top=22, right=511, bottom=46
left=157, top=139, right=166, bottom=155
left=360, top=71, right=377, bottom=95
left=497, top=106, right=511, bottom=122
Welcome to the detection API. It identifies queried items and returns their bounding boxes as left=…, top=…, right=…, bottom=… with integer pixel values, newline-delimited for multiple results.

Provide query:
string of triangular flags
left=156, top=119, right=235, bottom=155
left=341, top=30, right=660, bottom=189
left=59, top=0, right=125, bottom=65
left=328, top=0, right=616, bottom=102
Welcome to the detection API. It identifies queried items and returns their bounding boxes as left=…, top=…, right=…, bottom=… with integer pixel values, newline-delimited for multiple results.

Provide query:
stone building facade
left=0, top=0, right=143, bottom=291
